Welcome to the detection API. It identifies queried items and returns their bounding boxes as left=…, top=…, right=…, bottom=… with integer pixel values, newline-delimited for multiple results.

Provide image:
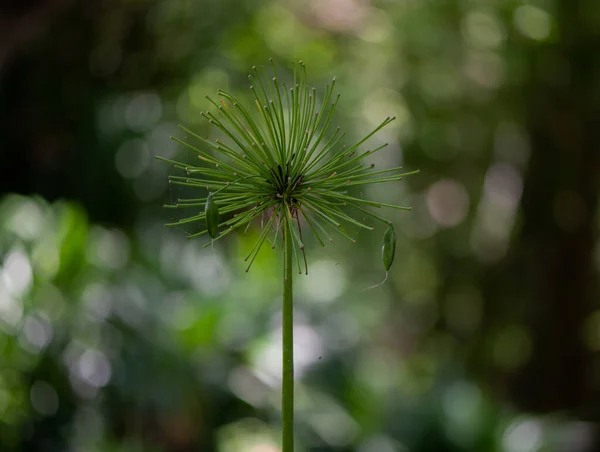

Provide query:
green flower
left=158, top=61, right=419, bottom=451
left=158, top=61, right=418, bottom=273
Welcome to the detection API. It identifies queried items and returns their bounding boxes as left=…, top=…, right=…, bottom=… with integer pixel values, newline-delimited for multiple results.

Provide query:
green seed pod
left=205, top=193, right=220, bottom=239
left=382, top=224, right=396, bottom=271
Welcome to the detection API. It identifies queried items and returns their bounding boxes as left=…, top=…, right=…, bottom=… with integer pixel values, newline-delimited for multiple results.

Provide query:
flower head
left=159, top=61, right=418, bottom=273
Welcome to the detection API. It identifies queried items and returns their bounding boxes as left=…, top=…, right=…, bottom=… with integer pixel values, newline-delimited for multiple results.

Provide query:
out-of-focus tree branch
left=507, top=0, right=600, bottom=415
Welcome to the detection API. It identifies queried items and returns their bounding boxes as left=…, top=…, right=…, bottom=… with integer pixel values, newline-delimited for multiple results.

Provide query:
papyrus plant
left=157, top=61, right=418, bottom=451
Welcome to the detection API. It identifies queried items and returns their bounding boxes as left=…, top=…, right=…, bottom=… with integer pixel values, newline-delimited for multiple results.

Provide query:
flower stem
left=282, top=219, right=294, bottom=451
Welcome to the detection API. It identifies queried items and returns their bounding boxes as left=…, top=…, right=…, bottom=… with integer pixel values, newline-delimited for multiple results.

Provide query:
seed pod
left=205, top=193, right=220, bottom=239
left=382, top=224, right=396, bottom=271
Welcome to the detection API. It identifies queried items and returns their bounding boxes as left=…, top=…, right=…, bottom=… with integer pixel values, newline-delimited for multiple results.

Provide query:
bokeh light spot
left=400, top=192, right=438, bottom=239
left=358, top=435, right=405, bottom=452
left=115, top=139, right=150, bottom=179
left=124, top=92, right=162, bottom=132
left=462, top=10, right=505, bottom=50
left=442, top=381, right=483, bottom=434
left=2, top=250, right=33, bottom=295
left=503, top=417, right=543, bottom=452
left=0, top=286, right=23, bottom=331
left=310, top=0, right=366, bottom=32
left=471, top=163, right=522, bottom=263
left=463, top=51, right=505, bottom=90
left=6, top=200, right=44, bottom=241
left=20, top=314, right=53, bottom=353
left=228, top=367, right=269, bottom=407
left=256, top=5, right=310, bottom=56
left=359, top=9, right=392, bottom=43
left=300, top=259, right=346, bottom=303
left=426, top=179, right=470, bottom=228
left=362, top=89, right=411, bottom=132
left=30, top=380, right=59, bottom=416
left=494, top=123, right=530, bottom=167
left=514, top=5, right=553, bottom=41
left=188, top=69, right=230, bottom=110
left=218, top=418, right=279, bottom=452
left=82, top=283, right=113, bottom=321
left=77, top=349, right=112, bottom=388
left=86, top=227, right=130, bottom=270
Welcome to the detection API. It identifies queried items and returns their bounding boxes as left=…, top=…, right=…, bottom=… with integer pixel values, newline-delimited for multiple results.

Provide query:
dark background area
left=0, top=0, right=599, bottom=451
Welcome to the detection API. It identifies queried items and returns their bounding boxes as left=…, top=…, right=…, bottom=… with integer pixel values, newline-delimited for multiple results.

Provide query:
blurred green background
left=1, top=0, right=599, bottom=451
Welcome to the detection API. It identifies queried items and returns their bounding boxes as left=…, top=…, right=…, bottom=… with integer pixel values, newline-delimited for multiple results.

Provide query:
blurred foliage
left=0, top=0, right=599, bottom=451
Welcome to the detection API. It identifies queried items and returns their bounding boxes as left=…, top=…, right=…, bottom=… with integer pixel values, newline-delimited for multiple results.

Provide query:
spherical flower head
left=158, top=61, right=418, bottom=273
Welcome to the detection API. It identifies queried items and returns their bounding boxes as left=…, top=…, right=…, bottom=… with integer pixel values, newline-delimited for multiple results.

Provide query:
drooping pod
left=205, top=193, right=220, bottom=239
left=382, top=223, right=396, bottom=271
left=365, top=223, right=396, bottom=290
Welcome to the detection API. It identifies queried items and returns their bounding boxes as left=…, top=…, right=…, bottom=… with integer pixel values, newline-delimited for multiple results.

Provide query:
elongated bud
left=205, top=193, right=220, bottom=239
left=382, top=224, right=396, bottom=271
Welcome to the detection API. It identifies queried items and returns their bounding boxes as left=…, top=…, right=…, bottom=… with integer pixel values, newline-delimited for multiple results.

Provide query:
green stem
left=282, top=219, right=294, bottom=451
